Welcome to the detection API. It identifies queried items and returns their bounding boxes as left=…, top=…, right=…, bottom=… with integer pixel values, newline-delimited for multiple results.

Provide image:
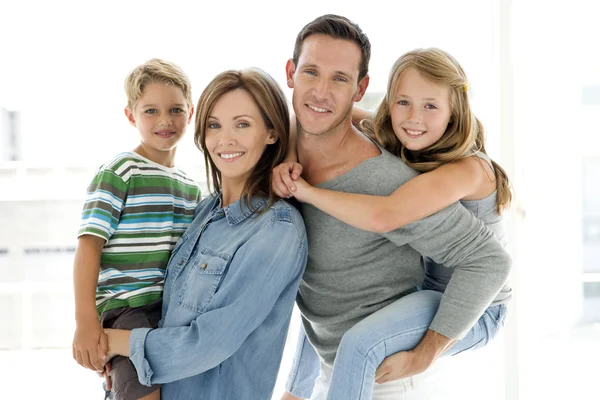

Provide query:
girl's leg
left=326, top=290, right=506, bottom=400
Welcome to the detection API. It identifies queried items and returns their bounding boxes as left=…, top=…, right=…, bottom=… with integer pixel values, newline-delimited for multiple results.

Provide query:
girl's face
left=390, top=67, right=452, bottom=151
left=204, top=88, right=277, bottom=188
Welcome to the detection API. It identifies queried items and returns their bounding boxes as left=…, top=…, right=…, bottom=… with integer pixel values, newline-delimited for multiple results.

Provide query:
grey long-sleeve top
left=297, top=146, right=512, bottom=367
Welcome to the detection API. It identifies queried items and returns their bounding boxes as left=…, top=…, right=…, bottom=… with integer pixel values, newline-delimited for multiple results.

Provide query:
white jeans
left=309, top=359, right=453, bottom=400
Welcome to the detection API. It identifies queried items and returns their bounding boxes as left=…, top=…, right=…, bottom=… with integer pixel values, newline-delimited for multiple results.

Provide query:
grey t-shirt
left=423, top=151, right=512, bottom=305
left=298, top=146, right=511, bottom=367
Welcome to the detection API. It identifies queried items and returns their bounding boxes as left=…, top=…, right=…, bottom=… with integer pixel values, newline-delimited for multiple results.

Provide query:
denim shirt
left=128, top=194, right=308, bottom=400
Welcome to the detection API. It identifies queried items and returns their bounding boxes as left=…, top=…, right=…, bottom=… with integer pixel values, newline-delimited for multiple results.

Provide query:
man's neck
left=297, top=120, right=351, bottom=164
left=296, top=119, right=380, bottom=186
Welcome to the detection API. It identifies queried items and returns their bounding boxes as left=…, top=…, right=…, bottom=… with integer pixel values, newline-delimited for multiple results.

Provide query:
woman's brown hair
left=194, top=68, right=290, bottom=210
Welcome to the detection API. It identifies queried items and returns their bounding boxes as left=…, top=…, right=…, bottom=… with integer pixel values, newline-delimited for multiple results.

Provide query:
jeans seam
left=287, top=334, right=305, bottom=392
left=353, top=326, right=423, bottom=360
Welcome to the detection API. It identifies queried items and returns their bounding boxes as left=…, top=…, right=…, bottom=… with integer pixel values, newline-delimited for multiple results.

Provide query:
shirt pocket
left=178, top=248, right=230, bottom=313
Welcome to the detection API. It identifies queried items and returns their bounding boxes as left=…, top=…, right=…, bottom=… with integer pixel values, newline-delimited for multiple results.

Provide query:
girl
left=279, top=48, right=512, bottom=400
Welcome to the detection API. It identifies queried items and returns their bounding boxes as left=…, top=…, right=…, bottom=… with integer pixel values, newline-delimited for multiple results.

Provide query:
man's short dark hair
left=292, top=14, right=371, bottom=82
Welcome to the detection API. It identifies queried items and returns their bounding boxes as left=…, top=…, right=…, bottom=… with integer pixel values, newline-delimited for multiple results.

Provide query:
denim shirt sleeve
left=129, top=218, right=307, bottom=386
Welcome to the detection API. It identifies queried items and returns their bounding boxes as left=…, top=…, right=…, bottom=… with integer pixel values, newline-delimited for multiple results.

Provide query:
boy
left=72, top=58, right=201, bottom=400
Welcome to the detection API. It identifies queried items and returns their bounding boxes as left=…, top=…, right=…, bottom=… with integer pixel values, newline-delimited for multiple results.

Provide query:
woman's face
left=205, top=88, right=277, bottom=187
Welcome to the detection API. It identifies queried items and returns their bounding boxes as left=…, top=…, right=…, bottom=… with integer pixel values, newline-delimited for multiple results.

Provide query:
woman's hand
left=103, top=328, right=132, bottom=360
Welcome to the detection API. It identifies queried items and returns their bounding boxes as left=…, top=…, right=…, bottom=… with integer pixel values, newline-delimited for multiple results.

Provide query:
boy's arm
left=72, top=234, right=108, bottom=372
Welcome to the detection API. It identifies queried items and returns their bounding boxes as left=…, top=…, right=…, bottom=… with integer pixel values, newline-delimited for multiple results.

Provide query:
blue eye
left=305, top=70, right=317, bottom=76
left=207, top=122, right=220, bottom=129
left=397, top=100, right=409, bottom=106
left=238, top=122, right=250, bottom=128
left=171, top=108, right=184, bottom=113
left=334, top=77, right=348, bottom=83
left=145, top=109, right=157, bottom=114
left=425, top=104, right=438, bottom=110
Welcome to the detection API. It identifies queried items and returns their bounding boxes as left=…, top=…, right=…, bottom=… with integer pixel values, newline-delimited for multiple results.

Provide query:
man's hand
left=272, top=162, right=303, bottom=198
left=374, top=350, right=431, bottom=383
left=72, top=318, right=108, bottom=372
left=375, top=329, right=456, bottom=383
left=280, top=392, right=305, bottom=400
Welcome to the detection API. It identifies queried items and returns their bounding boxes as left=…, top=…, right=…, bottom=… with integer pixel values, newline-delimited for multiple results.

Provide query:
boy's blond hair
left=124, top=58, right=193, bottom=111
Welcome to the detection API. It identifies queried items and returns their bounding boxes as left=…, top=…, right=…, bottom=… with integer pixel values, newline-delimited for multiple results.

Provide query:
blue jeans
left=286, top=290, right=507, bottom=400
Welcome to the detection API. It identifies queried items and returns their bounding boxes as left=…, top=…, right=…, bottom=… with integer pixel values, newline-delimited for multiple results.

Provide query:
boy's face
left=285, top=34, right=369, bottom=137
left=125, top=82, right=194, bottom=164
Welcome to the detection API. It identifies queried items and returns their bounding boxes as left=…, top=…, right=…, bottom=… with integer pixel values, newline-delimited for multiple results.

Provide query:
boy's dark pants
left=100, top=299, right=162, bottom=400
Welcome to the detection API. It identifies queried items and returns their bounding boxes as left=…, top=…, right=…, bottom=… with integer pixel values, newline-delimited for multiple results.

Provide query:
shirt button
left=200, top=263, right=207, bottom=269
left=179, top=259, right=185, bottom=265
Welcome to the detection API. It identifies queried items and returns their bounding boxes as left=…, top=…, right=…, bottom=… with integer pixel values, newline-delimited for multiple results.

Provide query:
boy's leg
left=139, top=390, right=161, bottom=400
left=326, top=290, right=507, bottom=400
left=100, top=299, right=162, bottom=400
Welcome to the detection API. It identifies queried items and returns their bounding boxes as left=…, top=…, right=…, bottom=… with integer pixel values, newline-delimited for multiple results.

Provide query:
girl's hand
left=289, top=177, right=314, bottom=204
left=272, top=162, right=303, bottom=198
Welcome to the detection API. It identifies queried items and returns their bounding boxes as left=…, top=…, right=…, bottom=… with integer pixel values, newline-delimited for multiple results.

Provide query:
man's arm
left=382, top=202, right=511, bottom=364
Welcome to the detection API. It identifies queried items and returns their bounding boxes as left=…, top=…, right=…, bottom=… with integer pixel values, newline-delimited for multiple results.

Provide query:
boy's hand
left=96, top=361, right=113, bottom=392
left=272, top=162, right=303, bottom=198
left=73, top=318, right=108, bottom=372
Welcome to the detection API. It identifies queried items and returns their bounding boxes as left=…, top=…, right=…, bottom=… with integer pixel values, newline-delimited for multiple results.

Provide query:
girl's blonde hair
left=365, top=48, right=511, bottom=213
left=194, top=68, right=290, bottom=211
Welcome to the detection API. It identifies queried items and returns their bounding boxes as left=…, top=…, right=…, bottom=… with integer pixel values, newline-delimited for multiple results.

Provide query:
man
left=278, top=14, right=511, bottom=400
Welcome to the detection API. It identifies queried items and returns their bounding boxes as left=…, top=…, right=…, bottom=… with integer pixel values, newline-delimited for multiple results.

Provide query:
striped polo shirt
left=78, top=152, right=201, bottom=315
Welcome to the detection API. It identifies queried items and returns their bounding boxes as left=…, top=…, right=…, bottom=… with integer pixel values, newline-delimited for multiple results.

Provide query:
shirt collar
left=210, top=193, right=268, bottom=226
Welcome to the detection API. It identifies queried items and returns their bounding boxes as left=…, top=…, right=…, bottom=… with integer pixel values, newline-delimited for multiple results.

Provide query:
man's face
left=286, top=34, right=369, bottom=137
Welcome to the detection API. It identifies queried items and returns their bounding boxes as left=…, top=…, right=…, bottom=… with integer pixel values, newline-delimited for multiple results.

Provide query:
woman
left=104, top=68, right=308, bottom=400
